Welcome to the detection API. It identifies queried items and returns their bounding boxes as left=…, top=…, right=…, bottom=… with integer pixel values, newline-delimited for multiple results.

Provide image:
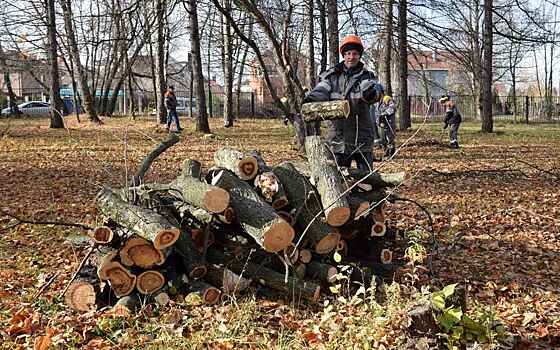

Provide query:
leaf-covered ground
left=0, top=117, right=558, bottom=349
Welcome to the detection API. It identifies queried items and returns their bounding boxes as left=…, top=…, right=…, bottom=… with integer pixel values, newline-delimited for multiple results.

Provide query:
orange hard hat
left=340, top=34, right=364, bottom=55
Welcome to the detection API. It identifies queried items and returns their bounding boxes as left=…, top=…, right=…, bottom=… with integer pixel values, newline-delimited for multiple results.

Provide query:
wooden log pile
left=64, top=136, right=405, bottom=312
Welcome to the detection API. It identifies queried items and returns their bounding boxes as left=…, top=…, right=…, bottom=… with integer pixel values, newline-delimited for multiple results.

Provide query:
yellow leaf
left=34, top=334, right=52, bottom=350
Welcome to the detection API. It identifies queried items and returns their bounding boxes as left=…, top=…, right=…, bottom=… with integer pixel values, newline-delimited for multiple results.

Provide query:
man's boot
left=451, top=141, right=459, bottom=149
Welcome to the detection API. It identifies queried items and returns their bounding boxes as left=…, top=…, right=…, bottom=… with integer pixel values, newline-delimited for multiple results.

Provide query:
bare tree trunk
left=306, top=0, right=316, bottom=88
left=235, top=25, right=251, bottom=119
left=326, top=0, right=339, bottom=67
left=60, top=0, right=100, bottom=123
left=156, top=0, right=167, bottom=124
left=481, top=0, right=493, bottom=133
left=222, top=0, right=234, bottom=127
left=397, top=0, right=410, bottom=130
left=382, top=0, right=393, bottom=95
left=187, top=0, right=210, bottom=133
left=316, top=0, right=328, bottom=73
left=46, top=0, right=66, bottom=127
left=470, top=0, right=483, bottom=120
left=0, top=43, right=20, bottom=115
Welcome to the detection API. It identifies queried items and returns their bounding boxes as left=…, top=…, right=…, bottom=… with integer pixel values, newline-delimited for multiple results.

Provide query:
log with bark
left=304, top=136, right=350, bottom=227
left=188, top=280, right=221, bottom=305
left=344, top=168, right=407, bottom=188
left=209, top=168, right=294, bottom=252
left=214, top=146, right=259, bottom=180
left=301, top=100, right=350, bottom=122
left=207, top=249, right=321, bottom=303
left=171, top=160, right=231, bottom=214
left=96, top=188, right=180, bottom=249
left=272, top=162, right=340, bottom=254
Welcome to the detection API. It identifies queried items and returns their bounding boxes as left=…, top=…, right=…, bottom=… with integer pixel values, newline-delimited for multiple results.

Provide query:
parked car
left=1, top=101, right=50, bottom=116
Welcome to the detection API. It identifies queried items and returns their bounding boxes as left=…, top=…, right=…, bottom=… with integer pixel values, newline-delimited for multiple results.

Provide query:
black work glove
left=443, top=123, right=448, bottom=130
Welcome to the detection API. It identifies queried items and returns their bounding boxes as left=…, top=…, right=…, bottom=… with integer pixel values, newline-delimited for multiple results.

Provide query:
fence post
left=251, top=92, right=255, bottom=118
left=524, top=95, right=529, bottom=124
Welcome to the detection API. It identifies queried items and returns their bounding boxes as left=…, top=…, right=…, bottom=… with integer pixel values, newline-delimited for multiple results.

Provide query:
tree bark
left=397, top=0, right=410, bottom=130
left=301, top=100, right=351, bottom=122
left=156, top=0, right=167, bottom=124
left=213, top=146, right=258, bottom=180
left=0, top=43, right=20, bottom=115
left=60, top=0, right=100, bottom=123
left=306, top=0, right=316, bottom=87
left=307, top=261, right=337, bottom=283
left=326, top=0, right=339, bottom=66
left=207, top=249, right=321, bottom=303
left=187, top=0, right=210, bottom=133
left=481, top=0, right=494, bottom=132
left=304, top=136, right=350, bottom=227
left=46, top=0, right=66, bottom=127
left=95, top=188, right=180, bottom=249
left=272, top=162, right=340, bottom=254
left=382, top=0, right=393, bottom=95
left=316, top=0, right=328, bottom=73
left=222, top=0, right=234, bottom=127
left=209, top=168, right=294, bottom=253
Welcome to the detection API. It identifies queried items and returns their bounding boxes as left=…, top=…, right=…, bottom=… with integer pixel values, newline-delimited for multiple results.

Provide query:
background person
left=439, top=95, right=462, bottom=148
left=165, top=85, right=182, bottom=132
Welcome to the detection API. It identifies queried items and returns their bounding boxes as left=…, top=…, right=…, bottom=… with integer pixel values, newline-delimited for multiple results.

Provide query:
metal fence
left=410, top=95, right=560, bottom=123
left=3, top=88, right=560, bottom=123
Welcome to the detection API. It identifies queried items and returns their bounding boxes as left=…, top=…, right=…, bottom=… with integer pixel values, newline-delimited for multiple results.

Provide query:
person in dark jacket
left=376, top=92, right=397, bottom=158
left=439, top=95, right=462, bottom=148
left=165, top=85, right=182, bottom=132
left=303, top=34, right=383, bottom=170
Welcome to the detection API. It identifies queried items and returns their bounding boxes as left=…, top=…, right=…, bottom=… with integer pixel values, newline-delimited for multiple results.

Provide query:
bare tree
left=481, top=0, right=493, bottom=132
left=397, top=0, right=410, bottom=130
left=187, top=0, right=210, bottom=133
left=46, top=0, right=66, bottom=127
left=326, top=0, right=339, bottom=66
left=381, top=0, right=393, bottom=95
left=60, top=0, right=100, bottom=123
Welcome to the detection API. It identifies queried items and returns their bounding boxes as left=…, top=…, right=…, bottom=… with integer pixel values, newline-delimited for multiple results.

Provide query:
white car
left=1, top=101, right=50, bottom=116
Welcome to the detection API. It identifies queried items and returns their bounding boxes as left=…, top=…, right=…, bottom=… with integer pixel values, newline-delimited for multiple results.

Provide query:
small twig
left=515, top=158, right=560, bottom=181
left=0, top=209, right=93, bottom=231
left=33, top=272, right=61, bottom=299
left=60, top=245, right=96, bottom=298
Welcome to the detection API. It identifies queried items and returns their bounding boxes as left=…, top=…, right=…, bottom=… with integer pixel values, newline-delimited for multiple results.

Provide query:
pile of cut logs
left=64, top=135, right=406, bottom=312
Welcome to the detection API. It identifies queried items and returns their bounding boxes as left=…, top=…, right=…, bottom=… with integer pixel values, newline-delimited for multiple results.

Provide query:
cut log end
left=371, top=222, right=387, bottom=237
left=263, top=220, right=295, bottom=253
left=137, top=270, right=165, bottom=295
left=272, top=196, right=289, bottom=210
left=65, top=281, right=96, bottom=312
left=220, top=207, right=236, bottom=224
left=295, top=263, right=306, bottom=279
left=325, top=207, right=351, bottom=227
left=238, top=156, right=258, bottom=180
left=91, top=226, right=114, bottom=244
left=189, top=264, right=208, bottom=279
left=314, top=232, right=340, bottom=255
left=202, top=287, right=221, bottom=305
left=154, top=228, right=180, bottom=249
left=299, top=249, right=313, bottom=263
left=128, top=244, right=165, bottom=268
left=381, top=248, right=393, bottom=264
left=203, top=187, right=230, bottom=214
left=104, top=262, right=137, bottom=297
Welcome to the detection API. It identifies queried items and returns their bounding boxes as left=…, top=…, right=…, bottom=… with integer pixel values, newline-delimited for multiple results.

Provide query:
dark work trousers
left=335, top=152, right=374, bottom=171
left=449, top=122, right=460, bottom=145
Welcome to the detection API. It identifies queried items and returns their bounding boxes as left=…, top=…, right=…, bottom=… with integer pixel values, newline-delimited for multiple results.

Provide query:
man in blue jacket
left=303, top=35, right=383, bottom=170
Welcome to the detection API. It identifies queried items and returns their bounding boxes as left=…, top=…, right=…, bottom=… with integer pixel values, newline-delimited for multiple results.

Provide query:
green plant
left=432, top=284, right=505, bottom=349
